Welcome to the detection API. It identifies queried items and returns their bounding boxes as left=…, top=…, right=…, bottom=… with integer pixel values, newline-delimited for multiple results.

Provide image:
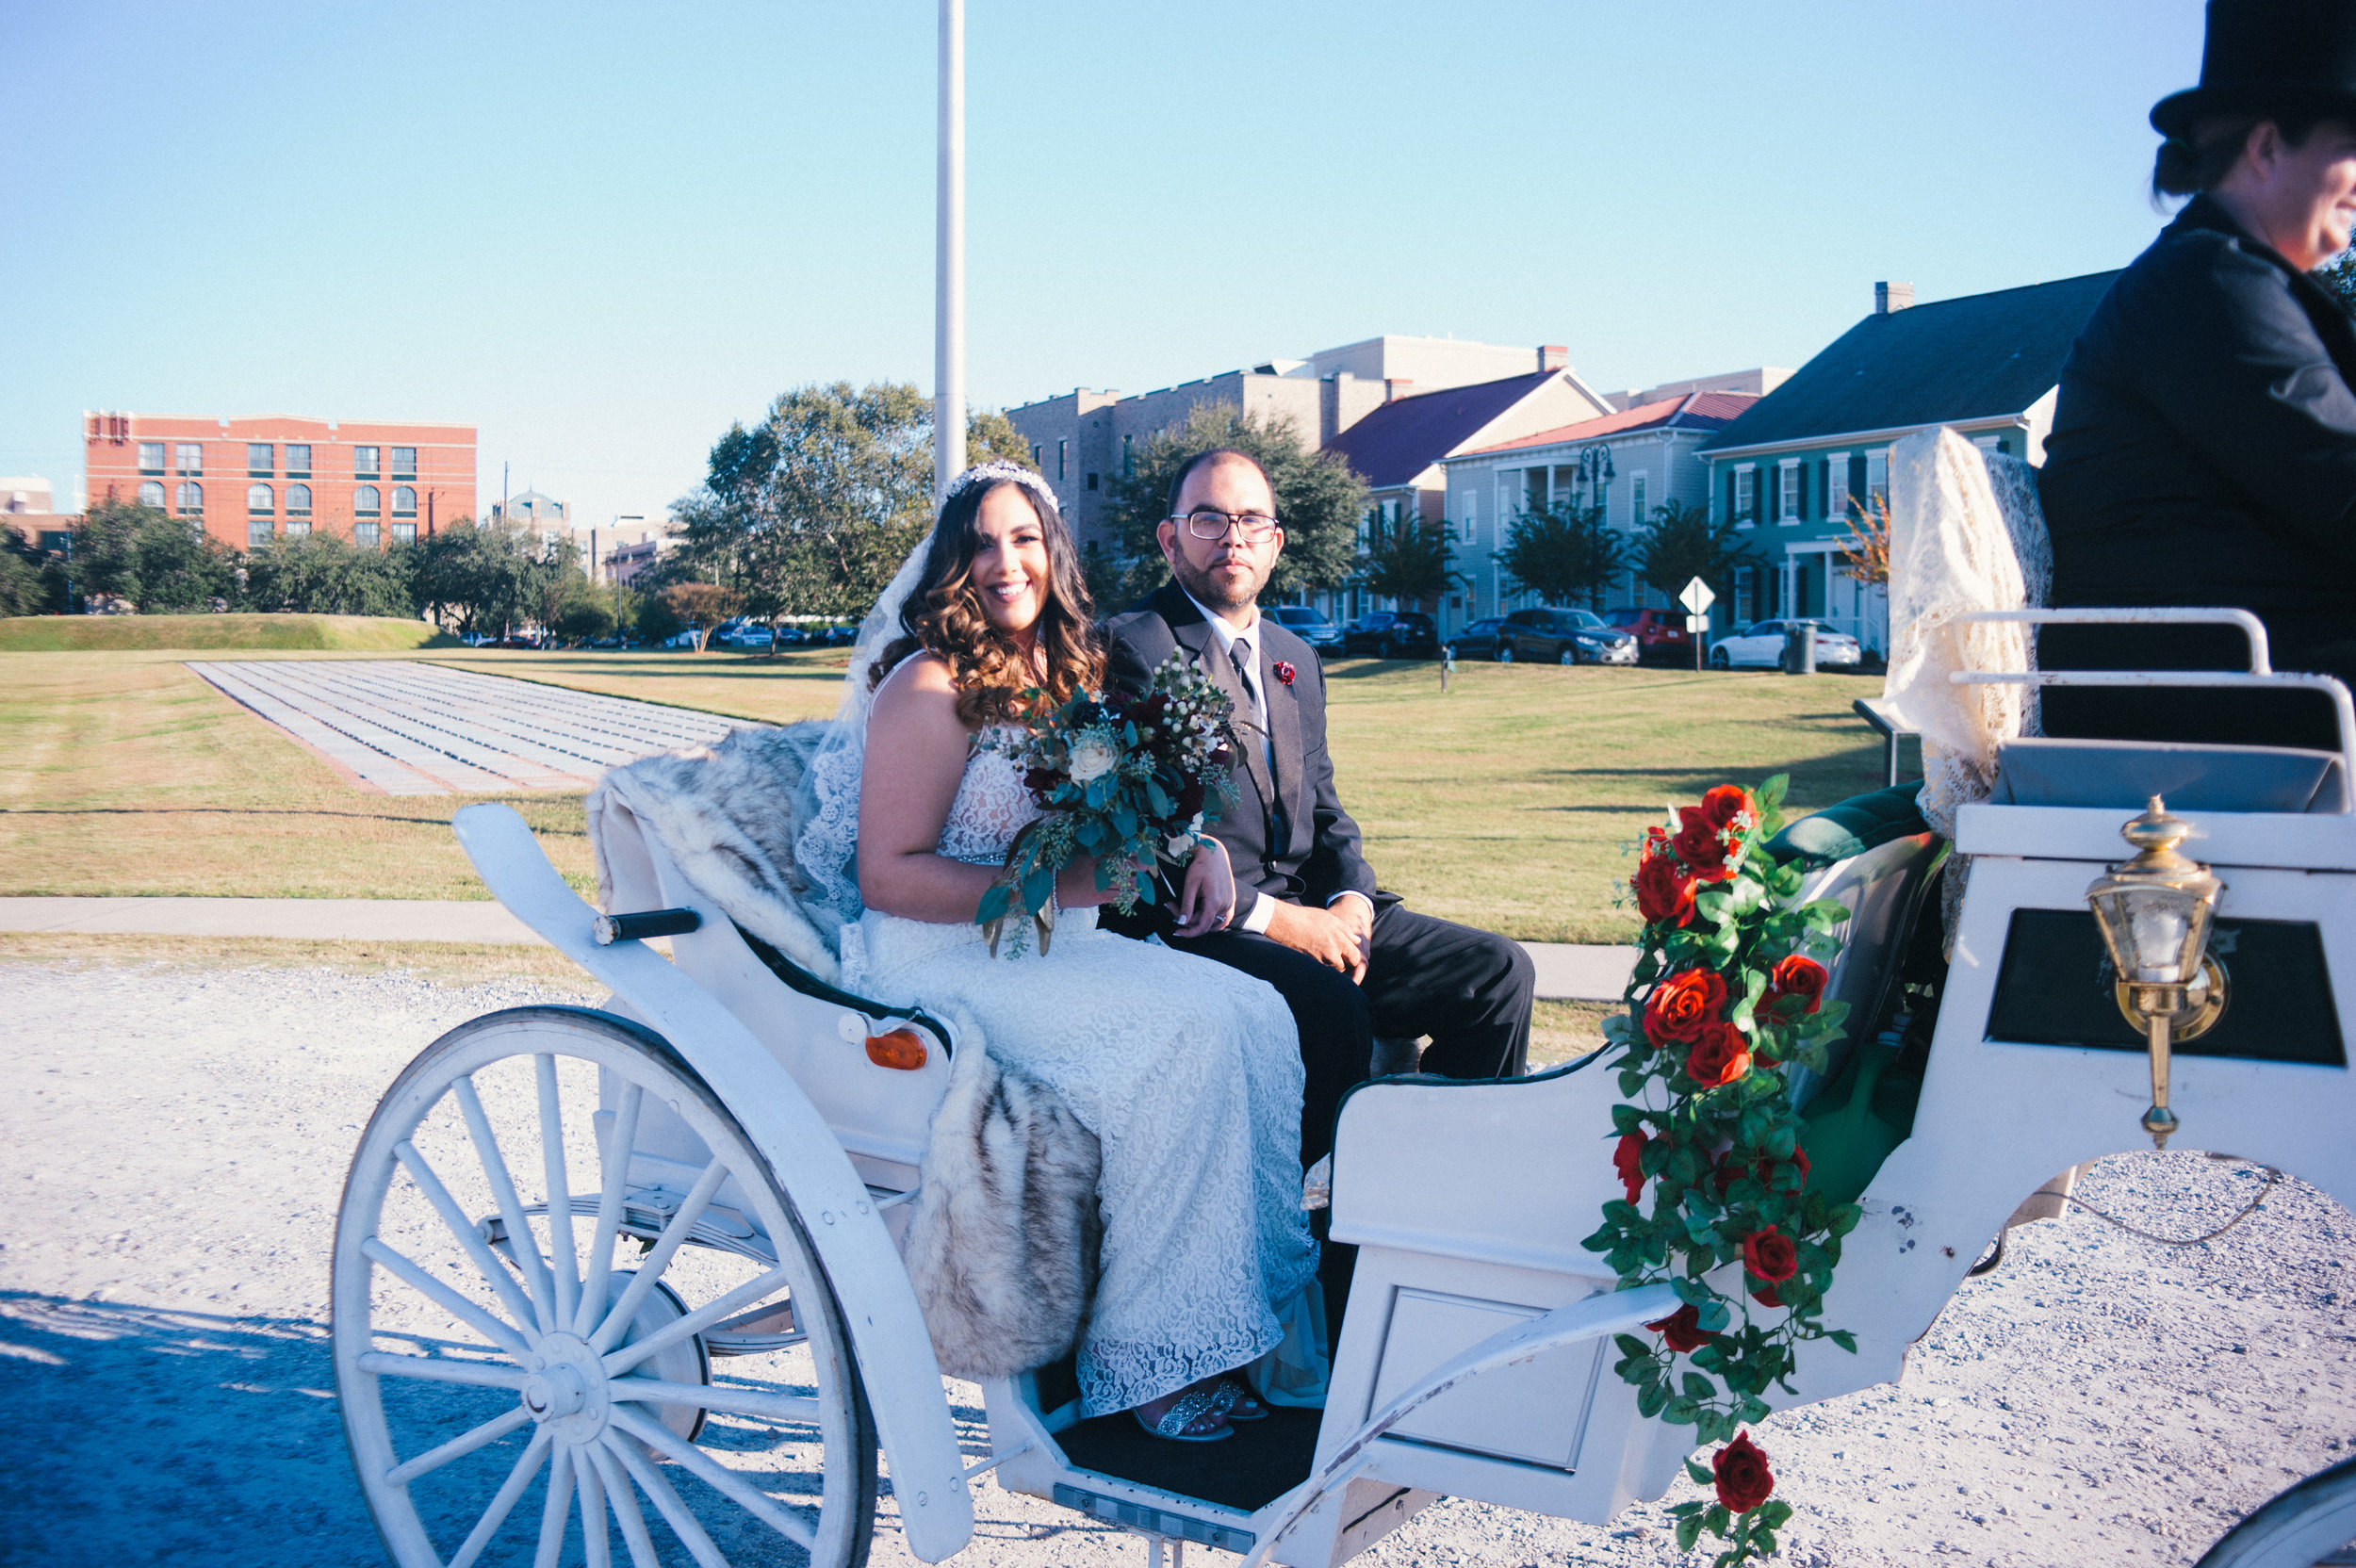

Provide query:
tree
left=1097, top=404, right=1367, bottom=608
left=1835, top=494, right=1892, bottom=587
left=634, top=589, right=684, bottom=645
left=1497, top=501, right=1625, bottom=608
left=673, top=384, right=1039, bottom=638
left=660, top=582, right=743, bottom=650
left=241, top=531, right=420, bottom=617
left=1360, top=510, right=1464, bottom=607
left=552, top=590, right=616, bottom=644
left=413, top=520, right=556, bottom=636
left=64, top=498, right=237, bottom=612
left=0, top=524, right=56, bottom=616
left=1637, top=498, right=1762, bottom=608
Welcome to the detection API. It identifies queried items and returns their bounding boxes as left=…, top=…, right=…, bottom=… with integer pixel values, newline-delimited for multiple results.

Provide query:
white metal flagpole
left=934, top=0, right=966, bottom=504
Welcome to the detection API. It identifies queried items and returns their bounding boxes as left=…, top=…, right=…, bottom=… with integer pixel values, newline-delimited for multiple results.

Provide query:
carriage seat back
left=1994, top=736, right=2349, bottom=814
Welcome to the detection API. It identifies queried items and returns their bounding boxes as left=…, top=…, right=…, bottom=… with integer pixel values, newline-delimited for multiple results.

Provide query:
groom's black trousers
left=1161, top=898, right=1534, bottom=1170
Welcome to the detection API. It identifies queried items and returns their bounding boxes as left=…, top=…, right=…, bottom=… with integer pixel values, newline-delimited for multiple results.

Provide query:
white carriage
left=334, top=569, right=2356, bottom=1565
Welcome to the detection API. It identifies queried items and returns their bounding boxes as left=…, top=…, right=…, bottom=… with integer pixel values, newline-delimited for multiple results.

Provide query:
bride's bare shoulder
left=869, top=652, right=963, bottom=729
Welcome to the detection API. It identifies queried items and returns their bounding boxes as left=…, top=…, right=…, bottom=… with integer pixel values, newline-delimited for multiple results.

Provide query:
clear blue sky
left=1, top=0, right=2201, bottom=528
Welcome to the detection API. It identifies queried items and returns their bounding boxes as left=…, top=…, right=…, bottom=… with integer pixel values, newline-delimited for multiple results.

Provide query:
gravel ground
left=4, top=957, right=2353, bottom=1568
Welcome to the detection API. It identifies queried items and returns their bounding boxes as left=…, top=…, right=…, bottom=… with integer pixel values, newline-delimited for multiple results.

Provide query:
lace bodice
left=936, top=728, right=1042, bottom=867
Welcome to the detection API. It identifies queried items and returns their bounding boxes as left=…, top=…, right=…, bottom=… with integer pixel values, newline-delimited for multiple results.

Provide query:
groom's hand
left=1264, top=899, right=1368, bottom=985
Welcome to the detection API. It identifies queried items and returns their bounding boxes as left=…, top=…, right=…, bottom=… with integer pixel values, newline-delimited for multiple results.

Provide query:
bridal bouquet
left=974, top=650, right=1239, bottom=957
left=1584, top=776, right=1857, bottom=1567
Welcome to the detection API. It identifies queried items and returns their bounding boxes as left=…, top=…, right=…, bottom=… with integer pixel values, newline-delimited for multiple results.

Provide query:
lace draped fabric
left=1882, top=428, right=2053, bottom=837
left=846, top=732, right=1321, bottom=1416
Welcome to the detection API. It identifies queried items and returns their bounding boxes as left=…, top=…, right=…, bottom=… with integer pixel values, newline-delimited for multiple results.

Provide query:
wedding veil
left=792, top=460, right=1069, bottom=939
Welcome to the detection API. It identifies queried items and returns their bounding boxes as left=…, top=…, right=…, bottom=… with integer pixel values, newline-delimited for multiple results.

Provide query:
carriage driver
left=2038, top=0, right=2356, bottom=749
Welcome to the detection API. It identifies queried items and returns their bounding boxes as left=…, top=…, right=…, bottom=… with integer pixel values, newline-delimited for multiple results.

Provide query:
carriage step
left=1051, top=1485, right=1254, bottom=1554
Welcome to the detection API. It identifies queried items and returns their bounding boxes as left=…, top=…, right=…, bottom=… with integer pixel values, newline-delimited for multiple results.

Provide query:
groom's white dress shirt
left=1182, top=587, right=1372, bottom=936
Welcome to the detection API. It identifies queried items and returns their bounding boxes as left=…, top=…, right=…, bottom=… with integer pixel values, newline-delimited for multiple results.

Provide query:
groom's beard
left=1170, top=549, right=1268, bottom=615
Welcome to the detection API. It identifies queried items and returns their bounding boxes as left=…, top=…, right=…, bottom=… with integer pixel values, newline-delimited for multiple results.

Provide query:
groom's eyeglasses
left=1173, top=509, right=1280, bottom=543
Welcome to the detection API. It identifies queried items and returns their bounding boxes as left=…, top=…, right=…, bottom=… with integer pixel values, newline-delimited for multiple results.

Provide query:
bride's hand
left=1172, top=838, right=1235, bottom=939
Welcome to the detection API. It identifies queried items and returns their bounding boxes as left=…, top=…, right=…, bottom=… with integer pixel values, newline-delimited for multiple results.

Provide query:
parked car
left=1709, top=618, right=1865, bottom=670
left=460, top=632, right=499, bottom=647
left=1604, top=606, right=1699, bottom=664
left=1339, top=611, right=1410, bottom=657
left=1497, top=607, right=1640, bottom=665
left=1376, top=612, right=1440, bottom=659
left=1445, top=617, right=1508, bottom=662
left=1267, top=604, right=1346, bottom=653
left=818, top=624, right=859, bottom=646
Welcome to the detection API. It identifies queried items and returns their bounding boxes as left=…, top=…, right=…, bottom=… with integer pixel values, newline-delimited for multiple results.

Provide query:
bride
left=820, top=461, right=1319, bottom=1443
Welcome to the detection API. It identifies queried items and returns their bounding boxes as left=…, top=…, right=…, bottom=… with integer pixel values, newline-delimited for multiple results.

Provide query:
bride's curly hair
left=871, top=474, right=1104, bottom=727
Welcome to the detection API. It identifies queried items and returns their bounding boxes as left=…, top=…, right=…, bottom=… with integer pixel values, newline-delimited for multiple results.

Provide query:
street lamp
left=2083, top=796, right=2228, bottom=1150
left=1576, top=444, right=1614, bottom=504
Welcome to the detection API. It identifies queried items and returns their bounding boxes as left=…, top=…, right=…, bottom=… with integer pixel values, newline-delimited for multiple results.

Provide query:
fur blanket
left=584, top=720, right=843, bottom=982
left=583, top=725, right=1104, bottom=1378
left=902, top=1019, right=1103, bottom=1380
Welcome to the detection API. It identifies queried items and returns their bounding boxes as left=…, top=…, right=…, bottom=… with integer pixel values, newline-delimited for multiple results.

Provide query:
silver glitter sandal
left=1135, top=1385, right=1234, bottom=1443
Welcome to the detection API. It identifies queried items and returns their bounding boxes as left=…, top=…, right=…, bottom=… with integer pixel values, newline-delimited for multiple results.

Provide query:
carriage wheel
left=335, top=1006, right=878, bottom=1568
left=2197, top=1455, right=2356, bottom=1567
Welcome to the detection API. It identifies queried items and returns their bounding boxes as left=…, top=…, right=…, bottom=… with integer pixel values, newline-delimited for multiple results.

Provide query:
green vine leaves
left=1583, top=775, right=1862, bottom=1566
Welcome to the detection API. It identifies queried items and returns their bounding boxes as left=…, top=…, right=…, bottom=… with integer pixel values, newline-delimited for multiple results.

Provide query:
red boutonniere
left=1272, top=661, right=1296, bottom=686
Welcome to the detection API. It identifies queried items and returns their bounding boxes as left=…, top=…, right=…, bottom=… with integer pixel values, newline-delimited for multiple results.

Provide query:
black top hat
left=2151, top=0, right=2356, bottom=138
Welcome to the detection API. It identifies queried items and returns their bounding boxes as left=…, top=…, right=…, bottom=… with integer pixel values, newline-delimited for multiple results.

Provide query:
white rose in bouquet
left=1068, top=730, right=1119, bottom=782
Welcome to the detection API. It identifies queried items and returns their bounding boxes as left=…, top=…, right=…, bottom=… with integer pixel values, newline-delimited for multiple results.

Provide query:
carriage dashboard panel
left=1985, top=908, right=2345, bottom=1065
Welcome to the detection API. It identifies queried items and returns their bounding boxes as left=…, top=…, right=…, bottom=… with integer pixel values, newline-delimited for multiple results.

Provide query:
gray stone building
left=1007, top=335, right=1612, bottom=553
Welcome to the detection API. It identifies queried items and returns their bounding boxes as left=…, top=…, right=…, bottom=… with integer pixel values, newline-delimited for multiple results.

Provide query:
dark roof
left=1322, top=368, right=1565, bottom=488
left=1699, top=271, right=2121, bottom=453
left=1462, top=391, right=1758, bottom=457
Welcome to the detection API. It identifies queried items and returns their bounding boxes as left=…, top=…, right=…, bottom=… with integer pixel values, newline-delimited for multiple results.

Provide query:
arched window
left=286, top=483, right=312, bottom=515
left=138, top=481, right=165, bottom=509
left=392, top=485, right=417, bottom=517
left=354, top=484, right=381, bottom=516
left=176, top=482, right=203, bottom=515
left=247, top=483, right=273, bottom=514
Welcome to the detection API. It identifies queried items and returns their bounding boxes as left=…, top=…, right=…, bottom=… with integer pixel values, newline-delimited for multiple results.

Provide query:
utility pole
left=934, top=0, right=965, bottom=505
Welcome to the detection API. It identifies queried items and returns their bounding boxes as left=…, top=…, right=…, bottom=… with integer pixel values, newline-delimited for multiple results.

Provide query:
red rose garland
left=1589, top=776, right=1858, bottom=1566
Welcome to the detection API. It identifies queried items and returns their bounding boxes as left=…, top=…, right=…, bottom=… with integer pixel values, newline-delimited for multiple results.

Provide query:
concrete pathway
left=0, top=897, right=1635, bottom=999
left=185, top=659, right=746, bottom=793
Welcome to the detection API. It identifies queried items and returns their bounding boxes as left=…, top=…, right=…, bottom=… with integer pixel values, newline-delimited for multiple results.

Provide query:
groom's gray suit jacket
left=1101, top=581, right=1380, bottom=933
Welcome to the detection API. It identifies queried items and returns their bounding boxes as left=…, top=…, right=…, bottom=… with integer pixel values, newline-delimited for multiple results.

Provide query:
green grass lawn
left=0, top=612, right=460, bottom=652
left=0, top=648, right=1895, bottom=938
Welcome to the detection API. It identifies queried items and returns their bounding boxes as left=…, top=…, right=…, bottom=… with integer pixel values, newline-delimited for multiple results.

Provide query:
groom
left=1101, top=447, right=1534, bottom=1171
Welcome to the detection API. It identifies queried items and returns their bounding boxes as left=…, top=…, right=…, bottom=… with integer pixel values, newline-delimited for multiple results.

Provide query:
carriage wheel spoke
left=536, top=1054, right=582, bottom=1330
left=445, top=1429, right=550, bottom=1568
left=391, top=1138, right=544, bottom=1333
left=577, top=1441, right=614, bottom=1568
left=610, top=1375, right=821, bottom=1426
left=587, top=1441, right=671, bottom=1568
left=602, top=1266, right=793, bottom=1380
left=387, top=1405, right=533, bottom=1486
left=357, top=1349, right=530, bottom=1390
left=601, top=1429, right=736, bottom=1568
left=532, top=1441, right=574, bottom=1568
left=360, top=1236, right=532, bottom=1360
left=574, top=1083, right=645, bottom=1335
left=587, top=1158, right=729, bottom=1355
left=609, top=1403, right=818, bottom=1550
left=454, top=1073, right=559, bottom=1334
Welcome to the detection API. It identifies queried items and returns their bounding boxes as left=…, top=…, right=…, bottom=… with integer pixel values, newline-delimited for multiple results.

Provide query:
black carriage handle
left=591, top=907, right=703, bottom=945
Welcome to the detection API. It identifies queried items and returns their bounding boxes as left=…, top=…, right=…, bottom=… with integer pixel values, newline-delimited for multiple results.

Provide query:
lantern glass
left=2087, top=881, right=2215, bottom=986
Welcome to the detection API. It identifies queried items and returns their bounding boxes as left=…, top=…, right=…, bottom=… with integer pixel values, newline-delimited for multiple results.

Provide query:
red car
left=1604, top=606, right=1697, bottom=664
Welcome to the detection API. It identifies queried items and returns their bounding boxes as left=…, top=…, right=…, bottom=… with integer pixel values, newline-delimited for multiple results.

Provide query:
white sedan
left=1709, top=618, right=1864, bottom=670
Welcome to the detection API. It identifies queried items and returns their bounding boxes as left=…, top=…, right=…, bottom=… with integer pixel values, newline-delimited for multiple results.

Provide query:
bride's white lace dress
left=841, top=727, right=1320, bottom=1417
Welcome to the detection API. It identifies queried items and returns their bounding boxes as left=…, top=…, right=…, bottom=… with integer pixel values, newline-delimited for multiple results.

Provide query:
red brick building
left=83, top=412, right=477, bottom=550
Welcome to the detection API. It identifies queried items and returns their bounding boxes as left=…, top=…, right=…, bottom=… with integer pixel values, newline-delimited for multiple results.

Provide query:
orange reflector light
left=864, top=1029, right=927, bottom=1070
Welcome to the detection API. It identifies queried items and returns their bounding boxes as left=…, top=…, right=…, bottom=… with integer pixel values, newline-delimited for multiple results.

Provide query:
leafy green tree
left=1497, top=502, right=1625, bottom=608
left=1637, top=498, right=1762, bottom=609
left=65, top=498, right=237, bottom=612
left=413, top=519, right=557, bottom=636
left=634, top=589, right=684, bottom=645
left=660, top=582, right=744, bottom=651
left=240, top=532, right=420, bottom=617
left=1098, top=404, right=1367, bottom=609
left=675, top=384, right=1038, bottom=632
left=552, top=590, right=616, bottom=644
left=0, top=523, right=57, bottom=616
left=1360, top=510, right=1464, bottom=608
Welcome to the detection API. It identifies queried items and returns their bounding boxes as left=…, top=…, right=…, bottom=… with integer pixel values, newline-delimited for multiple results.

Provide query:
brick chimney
left=1874, top=281, right=1915, bottom=315
left=1538, top=345, right=1569, bottom=370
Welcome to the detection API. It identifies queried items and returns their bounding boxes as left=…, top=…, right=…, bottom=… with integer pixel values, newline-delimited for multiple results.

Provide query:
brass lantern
left=2083, top=797, right=2225, bottom=1150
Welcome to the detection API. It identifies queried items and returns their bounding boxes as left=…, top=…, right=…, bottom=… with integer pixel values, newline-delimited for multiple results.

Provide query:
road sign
left=1678, top=577, right=1716, bottom=615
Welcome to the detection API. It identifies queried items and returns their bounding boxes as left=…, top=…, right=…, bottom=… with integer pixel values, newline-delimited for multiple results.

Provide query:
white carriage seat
left=582, top=724, right=959, bottom=1222
left=1993, top=736, right=2350, bottom=813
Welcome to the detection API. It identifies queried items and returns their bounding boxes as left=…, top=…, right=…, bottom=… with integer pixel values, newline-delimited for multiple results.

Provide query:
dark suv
left=1267, top=603, right=1346, bottom=654
left=1339, top=610, right=1439, bottom=658
left=1604, top=606, right=1697, bottom=664
left=1498, top=607, right=1639, bottom=665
